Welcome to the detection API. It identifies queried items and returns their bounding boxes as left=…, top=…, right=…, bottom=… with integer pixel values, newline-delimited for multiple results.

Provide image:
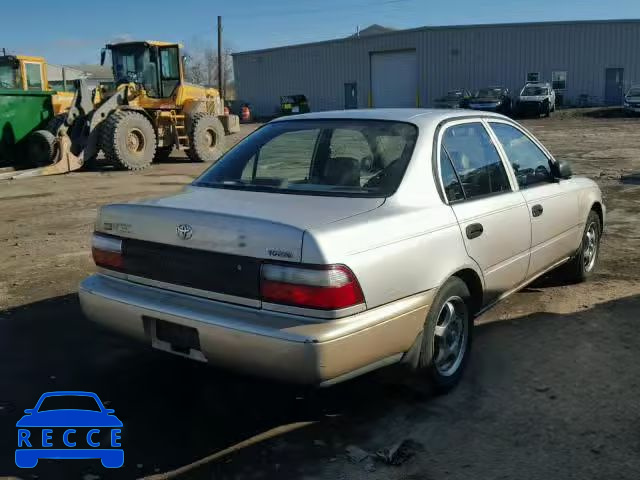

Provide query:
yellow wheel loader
left=3, top=41, right=239, bottom=179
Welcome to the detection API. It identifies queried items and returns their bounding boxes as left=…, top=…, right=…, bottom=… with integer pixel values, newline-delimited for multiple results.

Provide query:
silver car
left=79, top=109, right=604, bottom=390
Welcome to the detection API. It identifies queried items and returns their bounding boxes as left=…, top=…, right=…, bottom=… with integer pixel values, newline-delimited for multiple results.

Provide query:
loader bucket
left=0, top=133, right=83, bottom=180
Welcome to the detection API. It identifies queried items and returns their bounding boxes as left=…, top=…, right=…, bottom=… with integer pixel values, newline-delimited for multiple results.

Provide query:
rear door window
left=441, top=122, right=511, bottom=200
left=439, top=145, right=465, bottom=203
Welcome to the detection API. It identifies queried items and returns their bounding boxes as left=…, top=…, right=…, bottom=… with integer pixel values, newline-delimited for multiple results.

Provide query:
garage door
left=370, top=50, right=417, bottom=108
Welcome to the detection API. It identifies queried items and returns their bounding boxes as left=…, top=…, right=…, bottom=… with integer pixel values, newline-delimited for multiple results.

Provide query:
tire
left=27, top=130, right=56, bottom=166
left=187, top=113, right=225, bottom=163
left=46, top=114, right=67, bottom=135
left=417, top=276, right=473, bottom=393
left=559, top=210, right=601, bottom=283
left=543, top=101, right=551, bottom=117
left=100, top=110, right=156, bottom=171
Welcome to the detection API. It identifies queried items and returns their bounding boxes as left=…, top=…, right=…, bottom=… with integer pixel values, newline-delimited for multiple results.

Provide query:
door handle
left=466, top=223, right=484, bottom=240
left=532, top=204, right=544, bottom=217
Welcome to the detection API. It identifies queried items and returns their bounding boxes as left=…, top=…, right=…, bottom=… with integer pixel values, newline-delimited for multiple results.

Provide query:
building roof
left=65, top=65, right=113, bottom=80
left=234, top=18, right=640, bottom=57
left=269, top=108, right=506, bottom=126
left=351, top=24, right=396, bottom=37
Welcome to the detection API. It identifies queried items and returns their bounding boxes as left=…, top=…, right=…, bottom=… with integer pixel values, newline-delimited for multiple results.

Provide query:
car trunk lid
left=95, top=186, right=384, bottom=301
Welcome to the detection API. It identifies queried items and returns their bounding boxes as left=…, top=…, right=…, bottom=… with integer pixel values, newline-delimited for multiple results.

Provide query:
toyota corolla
left=79, top=109, right=604, bottom=390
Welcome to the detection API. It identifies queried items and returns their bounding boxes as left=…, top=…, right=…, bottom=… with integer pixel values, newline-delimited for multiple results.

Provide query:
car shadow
left=1, top=294, right=639, bottom=479
left=208, top=294, right=640, bottom=480
left=0, top=295, right=363, bottom=479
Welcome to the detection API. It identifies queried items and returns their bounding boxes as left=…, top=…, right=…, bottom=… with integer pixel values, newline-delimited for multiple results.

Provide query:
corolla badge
left=176, top=224, right=193, bottom=240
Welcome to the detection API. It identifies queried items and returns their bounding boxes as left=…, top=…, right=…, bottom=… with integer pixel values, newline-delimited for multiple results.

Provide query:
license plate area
left=144, top=317, right=207, bottom=362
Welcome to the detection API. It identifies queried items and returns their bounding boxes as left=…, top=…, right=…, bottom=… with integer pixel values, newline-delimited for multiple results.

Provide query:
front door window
left=159, top=47, right=180, bottom=97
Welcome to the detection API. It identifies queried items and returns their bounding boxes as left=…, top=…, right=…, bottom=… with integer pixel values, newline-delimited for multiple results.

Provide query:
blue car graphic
left=15, top=391, right=124, bottom=468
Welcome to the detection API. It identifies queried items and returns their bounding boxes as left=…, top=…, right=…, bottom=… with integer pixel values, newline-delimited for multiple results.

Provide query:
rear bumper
left=79, top=274, right=432, bottom=385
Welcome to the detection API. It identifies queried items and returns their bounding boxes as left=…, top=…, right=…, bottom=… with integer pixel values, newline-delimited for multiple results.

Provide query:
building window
left=527, top=72, right=540, bottom=83
left=552, top=71, right=567, bottom=90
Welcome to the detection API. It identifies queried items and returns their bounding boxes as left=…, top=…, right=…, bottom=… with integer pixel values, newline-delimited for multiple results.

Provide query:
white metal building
left=46, top=64, right=113, bottom=91
left=233, top=19, right=640, bottom=117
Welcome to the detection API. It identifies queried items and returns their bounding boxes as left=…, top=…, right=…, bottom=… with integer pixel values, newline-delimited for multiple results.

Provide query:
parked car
left=516, top=82, right=556, bottom=117
left=624, top=85, right=640, bottom=114
left=280, top=94, right=310, bottom=115
left=80, top=109, right=604, bottom=391
left=468, top=87, right=512, bottom=114
left=433, top=89, right=472, bottom=109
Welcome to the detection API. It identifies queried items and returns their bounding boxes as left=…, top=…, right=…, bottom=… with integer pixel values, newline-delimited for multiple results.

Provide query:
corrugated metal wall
left=233, top=20, right=640, bottom=117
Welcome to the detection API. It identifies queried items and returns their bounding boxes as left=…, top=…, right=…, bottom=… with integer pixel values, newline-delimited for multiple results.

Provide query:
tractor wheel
left=46, top=114, right=67, bottom=135
left=187, top=113, right=225, bottom=163
left=100, top=110, right=156, bottom=171
left=27, top=130, right=56, bottom=166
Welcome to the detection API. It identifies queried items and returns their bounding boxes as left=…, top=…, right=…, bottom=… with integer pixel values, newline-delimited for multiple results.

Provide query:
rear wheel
left=417, top=277, right=473, bottom=393
left=187, top=113, right=225, bottom=163
left=27, top=130, right=56, bottom=166
left=559, top=210, right=601, bottom=283
left=100, top=110, right=156, bottom=171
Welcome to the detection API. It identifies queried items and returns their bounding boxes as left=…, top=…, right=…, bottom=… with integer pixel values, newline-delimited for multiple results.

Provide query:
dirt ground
left=0, top=112, right=639, bottom=479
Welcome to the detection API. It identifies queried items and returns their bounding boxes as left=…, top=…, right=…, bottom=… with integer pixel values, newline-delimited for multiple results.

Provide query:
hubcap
left=583, top=222, right=598, bottom=272
left=204, top=128, right=217, bottom=150
left=126, top=128, right=145, bottom=154
left=433, top=296, right=468, bottom=377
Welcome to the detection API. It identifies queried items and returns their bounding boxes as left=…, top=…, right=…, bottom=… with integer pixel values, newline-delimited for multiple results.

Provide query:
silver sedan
left=79, top=109, right=604, bottom=390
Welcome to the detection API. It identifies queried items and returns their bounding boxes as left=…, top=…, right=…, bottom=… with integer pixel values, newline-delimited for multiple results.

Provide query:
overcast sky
left=3, top=0, right=640, bottom=65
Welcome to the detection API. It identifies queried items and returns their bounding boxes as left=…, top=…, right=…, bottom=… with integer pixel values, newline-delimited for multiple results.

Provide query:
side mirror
left=24, top=409, right=33, bottom=414
left=105, top=409, right=115, bottom=414
left=553, top=159, right=573, bottom=179
left=100, top=49, right=106, bottom=66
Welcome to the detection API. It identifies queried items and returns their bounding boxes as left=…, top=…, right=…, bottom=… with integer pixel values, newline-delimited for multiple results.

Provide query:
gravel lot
left=0, top=112, right=638, bottom=479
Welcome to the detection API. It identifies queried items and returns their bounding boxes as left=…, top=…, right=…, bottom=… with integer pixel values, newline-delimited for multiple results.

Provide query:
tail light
left=261, top=264, right=364, bottom=310
left=92, top=233, right=123, bottom=269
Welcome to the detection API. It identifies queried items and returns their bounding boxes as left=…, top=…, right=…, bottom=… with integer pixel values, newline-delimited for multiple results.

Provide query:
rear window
left=194, top=120, right=418, bottom=197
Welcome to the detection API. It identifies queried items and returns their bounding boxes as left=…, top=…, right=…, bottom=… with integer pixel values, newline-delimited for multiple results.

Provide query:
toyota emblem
left=176, top=224, right=193, bottom=240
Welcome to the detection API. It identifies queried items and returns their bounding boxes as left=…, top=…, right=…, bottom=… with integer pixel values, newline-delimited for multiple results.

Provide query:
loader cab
left=103, top=41, right=183, bottom=99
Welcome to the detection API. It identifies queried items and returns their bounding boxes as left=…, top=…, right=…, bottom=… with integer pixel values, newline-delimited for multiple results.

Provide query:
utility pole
left=2, top=48, right=6, bottom=56
left=217, top=15, right=224, bottom=100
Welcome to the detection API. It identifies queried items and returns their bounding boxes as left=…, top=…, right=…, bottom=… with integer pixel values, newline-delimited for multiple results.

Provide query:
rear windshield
left=473, top=88, right=504, bottom=98
left=194, top=120, right=418, bottom=197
